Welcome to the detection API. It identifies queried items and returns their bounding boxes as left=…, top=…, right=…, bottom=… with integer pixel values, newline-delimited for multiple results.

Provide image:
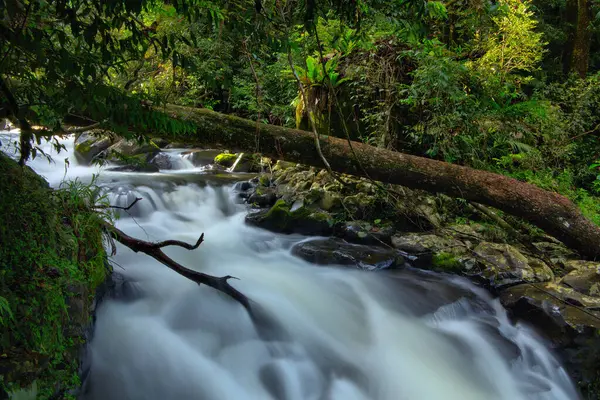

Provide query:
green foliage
left=469, top=0, right=545, bottom=93
left=0, top=154, right=108, bottom=396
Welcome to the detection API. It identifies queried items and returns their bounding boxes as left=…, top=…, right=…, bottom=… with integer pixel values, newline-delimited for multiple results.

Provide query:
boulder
left=291, top=238, right=404, bottom=271
left=500, top=283, right=600, bottom=398
left=107, top=138, right=160, bottom=159
left=74, top=131, right=113, bottom=165
left=149, top=152, right=173, bottom=170
left=245, top=199, right=333, bottom=235
left=470, top=242, right=554, bottom=289
left=560, top=265, right=600, bottom=297
left=247, top=189, right=277, bottom=208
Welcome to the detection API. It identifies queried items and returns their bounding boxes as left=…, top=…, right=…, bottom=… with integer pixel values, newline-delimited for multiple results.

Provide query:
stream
left=0, top=131, right=581, bottom=399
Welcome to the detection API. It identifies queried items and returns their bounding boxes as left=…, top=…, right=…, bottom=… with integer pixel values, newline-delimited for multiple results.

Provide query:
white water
left=0, top=131, right=580, bottom=400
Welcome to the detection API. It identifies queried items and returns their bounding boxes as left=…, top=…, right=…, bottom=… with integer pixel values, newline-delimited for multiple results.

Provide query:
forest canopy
left=2, top=0, right=600, bottom=222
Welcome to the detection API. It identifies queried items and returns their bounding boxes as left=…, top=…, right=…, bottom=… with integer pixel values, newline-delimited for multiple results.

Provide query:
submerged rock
left=245, top=199, right=333, bottom=235
left=291, top=238, right=404, bottom=270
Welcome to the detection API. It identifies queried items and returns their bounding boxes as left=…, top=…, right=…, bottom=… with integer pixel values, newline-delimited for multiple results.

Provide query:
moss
left=214, top=152, right=239, bottom=167
left=74, top=141, right=92, bottom=157
left=0, top=153, right=108, bottom=398
left=431, top=252, right=463, bottom=272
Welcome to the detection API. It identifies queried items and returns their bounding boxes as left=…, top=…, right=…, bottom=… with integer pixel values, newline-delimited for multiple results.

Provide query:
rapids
left=0, top=131, right=580, bottom=400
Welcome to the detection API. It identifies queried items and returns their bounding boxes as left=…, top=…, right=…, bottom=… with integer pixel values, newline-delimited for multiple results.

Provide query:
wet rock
left=470, top=242, right=554, bottom=289
left=234, top=181, right=254, bottom=192
left=561, top=266, right=600, bottom=297
left=107, top=138, right=160, bottom=159
left=248, top=188, right=278, bottom=208
left=336, top=220, right=396, bottom=245
left=245, top=199, right=333, bottom=235
left=291, top=238, right=404, bottom=271
left=500, top=283, right=600, bottom=397
left=74, top=131, right=113, bottom=165
left=149, top=152, right=173, bottom=170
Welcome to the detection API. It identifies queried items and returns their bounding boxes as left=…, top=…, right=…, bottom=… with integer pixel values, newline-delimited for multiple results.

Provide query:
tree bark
left=154, top=104, right=600, bottom=259
left=563, top=0, right=592, bottom=77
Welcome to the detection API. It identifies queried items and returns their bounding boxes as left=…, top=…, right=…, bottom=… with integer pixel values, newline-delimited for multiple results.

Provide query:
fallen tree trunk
left=157, top=104, right=600, bottom=259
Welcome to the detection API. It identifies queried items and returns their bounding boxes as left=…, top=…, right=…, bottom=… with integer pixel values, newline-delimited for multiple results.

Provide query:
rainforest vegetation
left=3, top=0, right=600, bottom=226
left=4, top=0, right=600, bottom=397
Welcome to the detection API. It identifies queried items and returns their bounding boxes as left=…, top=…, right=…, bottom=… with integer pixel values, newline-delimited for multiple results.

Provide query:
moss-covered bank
left=0, top=153, right=108, bottom=399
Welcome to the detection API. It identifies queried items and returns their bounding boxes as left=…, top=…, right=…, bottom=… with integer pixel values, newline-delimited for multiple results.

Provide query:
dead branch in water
left=102, top=199, right=250, bottom=310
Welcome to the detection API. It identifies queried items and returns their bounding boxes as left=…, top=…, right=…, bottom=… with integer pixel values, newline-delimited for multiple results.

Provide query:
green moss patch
left=431, top=252, right=463, bottom=273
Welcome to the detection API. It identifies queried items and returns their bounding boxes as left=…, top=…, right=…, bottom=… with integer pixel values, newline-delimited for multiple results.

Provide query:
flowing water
left=0, top=131, right=581, bottom=400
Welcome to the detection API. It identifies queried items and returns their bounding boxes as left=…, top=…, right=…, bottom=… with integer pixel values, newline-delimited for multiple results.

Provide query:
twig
left=570, top=122, right=600, bottom=140
left=94, top=197, right=142, bottom=211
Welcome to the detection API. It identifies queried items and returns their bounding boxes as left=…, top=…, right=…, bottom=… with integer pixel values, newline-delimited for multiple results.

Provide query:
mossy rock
left=74, top=131, right=114, bottom=165
left=214, top=152, right=239, bottom=167
left=431, top=252, right=463, bottom=273
left=560, top=265, right=600, bottom=296
left=470, top=242, right=554, bottom=289
left=0, top=153, right=108, bottom=397
left=107, top=138, right=159, bottom=158
left=245, top=199, right=333, bottom=235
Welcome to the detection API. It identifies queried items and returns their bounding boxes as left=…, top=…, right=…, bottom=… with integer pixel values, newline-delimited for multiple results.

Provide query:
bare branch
left=149, top=233, right=204, bottom=251
left=95, top=197, right=143, bottom=211
left=103, top=222, right=250, bottom=310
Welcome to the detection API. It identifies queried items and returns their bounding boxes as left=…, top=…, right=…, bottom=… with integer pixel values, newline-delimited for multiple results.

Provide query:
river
left=0, top=131, right=581, bottom=399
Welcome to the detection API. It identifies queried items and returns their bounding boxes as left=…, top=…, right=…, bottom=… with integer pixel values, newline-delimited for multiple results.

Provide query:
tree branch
left=102, top=221, right=250, bottom=310
left=94, top=197, right=142, bottom=211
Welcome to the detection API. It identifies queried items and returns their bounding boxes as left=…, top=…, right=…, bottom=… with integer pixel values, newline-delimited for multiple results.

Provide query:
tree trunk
left=157, top=104, right=600, bottom=259
left=563, top=0, right=593, bottom=77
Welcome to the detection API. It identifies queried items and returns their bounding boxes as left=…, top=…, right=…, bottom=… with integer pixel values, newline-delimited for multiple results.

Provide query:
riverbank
left=0, top=153, right=109, bottom=399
